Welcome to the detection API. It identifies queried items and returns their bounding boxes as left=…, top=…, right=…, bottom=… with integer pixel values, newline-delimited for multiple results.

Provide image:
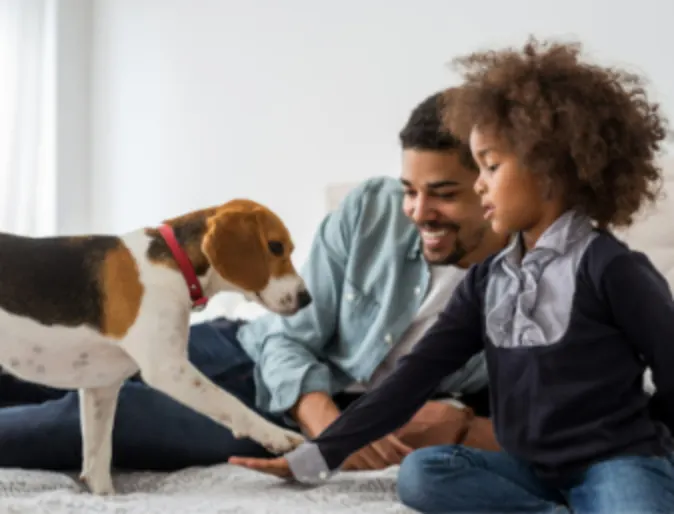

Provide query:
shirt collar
left=491, top=210, right=595, bottom=270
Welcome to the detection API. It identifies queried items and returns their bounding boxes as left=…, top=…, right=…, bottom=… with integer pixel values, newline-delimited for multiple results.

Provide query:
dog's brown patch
left=202, top=199, right=297, bottom=292
left=0, top=232, right=136, bottom=332
left=202, top=205, right=269, bottom=292
left=252, top=202, right=297, bottom=282
left=99, top=243, right=144, bottom=338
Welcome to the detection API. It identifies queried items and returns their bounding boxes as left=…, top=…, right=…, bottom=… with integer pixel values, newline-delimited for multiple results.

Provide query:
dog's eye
left=268, top=241, right=284, bottom=256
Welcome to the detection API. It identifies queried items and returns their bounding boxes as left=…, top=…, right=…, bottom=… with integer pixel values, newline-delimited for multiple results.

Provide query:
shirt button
left=414, top=286, right=421, bottom=295
left=346, top=293, right=354, bottom=301
left=385, top=333, right=393, bottom=344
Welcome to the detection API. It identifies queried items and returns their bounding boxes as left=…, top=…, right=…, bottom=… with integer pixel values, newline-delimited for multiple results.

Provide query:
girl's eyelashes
left=487, top=163, right=500, bottom=172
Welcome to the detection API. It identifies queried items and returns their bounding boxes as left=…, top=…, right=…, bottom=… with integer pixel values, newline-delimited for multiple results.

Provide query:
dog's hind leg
left=78, top=382, right=122, bottom=495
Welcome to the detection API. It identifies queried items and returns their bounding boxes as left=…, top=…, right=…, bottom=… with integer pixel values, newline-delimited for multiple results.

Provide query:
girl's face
left=469, top=126, right=562, bottom=248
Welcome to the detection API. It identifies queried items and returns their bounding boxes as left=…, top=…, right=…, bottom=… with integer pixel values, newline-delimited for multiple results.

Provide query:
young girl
left=230, top=38, right=674, bottom=513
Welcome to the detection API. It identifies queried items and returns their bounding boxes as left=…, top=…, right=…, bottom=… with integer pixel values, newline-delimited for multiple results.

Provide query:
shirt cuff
left=267, top=363, right=333, bottom=415
left=286, top=442, right=335, bottom=485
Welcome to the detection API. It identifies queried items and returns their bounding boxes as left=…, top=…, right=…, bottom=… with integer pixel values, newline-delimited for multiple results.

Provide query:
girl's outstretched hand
left=228, top=455, right=292, bottom=478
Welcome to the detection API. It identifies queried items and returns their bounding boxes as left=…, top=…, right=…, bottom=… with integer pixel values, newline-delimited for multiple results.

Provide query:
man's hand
left=228, top=456, right=292, bottom=479
left=394, top=400, right=499, bottom=451
left=394, top=400, right=471, bottom=448
left=341, top=434, right=412, bottom=470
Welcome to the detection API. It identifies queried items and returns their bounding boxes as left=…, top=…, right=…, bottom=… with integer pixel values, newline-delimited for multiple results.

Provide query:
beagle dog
left=0, top=199, right=311, bottom=495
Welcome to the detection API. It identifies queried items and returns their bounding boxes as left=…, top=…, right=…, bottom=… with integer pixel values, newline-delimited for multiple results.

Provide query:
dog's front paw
left=280, top=428, right=305, bottom=452
left=258, top=425, right=306, bottom=454
left=237, top=419, right=305, bottom=454
left=80, top=471, right=115, bottom=495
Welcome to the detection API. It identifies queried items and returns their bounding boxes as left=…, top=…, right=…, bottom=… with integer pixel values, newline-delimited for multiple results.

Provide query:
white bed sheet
left=0, top=465, right=413, bottom=513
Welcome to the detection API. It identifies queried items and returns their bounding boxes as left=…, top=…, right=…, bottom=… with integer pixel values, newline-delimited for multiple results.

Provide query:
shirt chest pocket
left=339, top=281, right=380, bottom=341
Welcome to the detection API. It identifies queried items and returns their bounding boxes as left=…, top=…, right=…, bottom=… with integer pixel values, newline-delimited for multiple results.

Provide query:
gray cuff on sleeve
left=286, top=442, right=335, bottom=485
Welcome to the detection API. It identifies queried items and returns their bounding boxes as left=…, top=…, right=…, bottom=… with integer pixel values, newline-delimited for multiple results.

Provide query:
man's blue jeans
left=0, top=318, right=290, bottom=471
left=397, top=445, right=674, bottom=513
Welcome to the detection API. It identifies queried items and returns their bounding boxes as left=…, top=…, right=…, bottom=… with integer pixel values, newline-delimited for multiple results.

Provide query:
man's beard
left=419, top=221, right=487, bottom=266
left=418, top=221, right=467, bottom=265
left=423, top=241, right=467, bottom=265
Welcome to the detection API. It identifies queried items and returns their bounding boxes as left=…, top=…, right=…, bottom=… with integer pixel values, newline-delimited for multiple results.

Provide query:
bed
left=1, top=169, right=673, bottom=512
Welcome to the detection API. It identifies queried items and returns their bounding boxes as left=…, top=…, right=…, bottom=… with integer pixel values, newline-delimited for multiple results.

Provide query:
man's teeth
left=422, top=230, right=447, bottom=238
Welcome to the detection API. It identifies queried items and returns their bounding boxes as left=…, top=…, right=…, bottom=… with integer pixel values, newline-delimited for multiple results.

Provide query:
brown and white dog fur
left=0, top=199, right=311, bottom=495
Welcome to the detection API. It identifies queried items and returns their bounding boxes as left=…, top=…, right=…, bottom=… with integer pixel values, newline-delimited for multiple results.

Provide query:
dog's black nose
left=297, top=290, right=312, bottom=308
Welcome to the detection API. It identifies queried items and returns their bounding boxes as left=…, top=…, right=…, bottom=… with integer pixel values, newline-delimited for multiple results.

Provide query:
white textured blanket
left=0, top=465, right=413, bottom=513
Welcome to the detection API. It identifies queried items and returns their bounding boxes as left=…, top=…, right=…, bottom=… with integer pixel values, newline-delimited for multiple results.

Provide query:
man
left=0, top=91, right=507, bottom=472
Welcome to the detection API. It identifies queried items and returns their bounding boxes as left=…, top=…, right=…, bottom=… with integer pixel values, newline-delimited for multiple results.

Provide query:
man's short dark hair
left=399, top=90, right=477, bottom=169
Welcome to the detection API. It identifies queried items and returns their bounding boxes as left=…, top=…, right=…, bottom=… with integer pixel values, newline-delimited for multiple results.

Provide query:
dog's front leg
left=123, top=306, right=304, bottom=454
left=139, top=357, right=304, bottom=454
left=122, top=323, right=304, bottom=455
left=78, top=382, right=122, bottom=495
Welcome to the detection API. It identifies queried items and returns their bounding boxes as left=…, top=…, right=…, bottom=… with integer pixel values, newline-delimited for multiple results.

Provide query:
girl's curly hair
left=444, top=37, right=670, bottom=228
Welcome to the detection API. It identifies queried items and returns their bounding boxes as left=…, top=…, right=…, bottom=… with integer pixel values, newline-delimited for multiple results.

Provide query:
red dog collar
left=157, top=224, right=209, bottom=311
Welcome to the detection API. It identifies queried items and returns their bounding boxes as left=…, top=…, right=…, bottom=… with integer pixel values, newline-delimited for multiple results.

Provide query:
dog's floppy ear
left=202, top=207, right=269, bottom=292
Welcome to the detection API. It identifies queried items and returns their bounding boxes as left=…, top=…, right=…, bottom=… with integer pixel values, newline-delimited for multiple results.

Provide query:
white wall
left=55, top=0, right=92, bottom=235
left=84, top=0, right=674, bottom=265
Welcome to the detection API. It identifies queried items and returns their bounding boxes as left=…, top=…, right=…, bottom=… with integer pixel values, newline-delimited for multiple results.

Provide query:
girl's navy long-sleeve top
left=286, top=210, right=674, bottom=483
